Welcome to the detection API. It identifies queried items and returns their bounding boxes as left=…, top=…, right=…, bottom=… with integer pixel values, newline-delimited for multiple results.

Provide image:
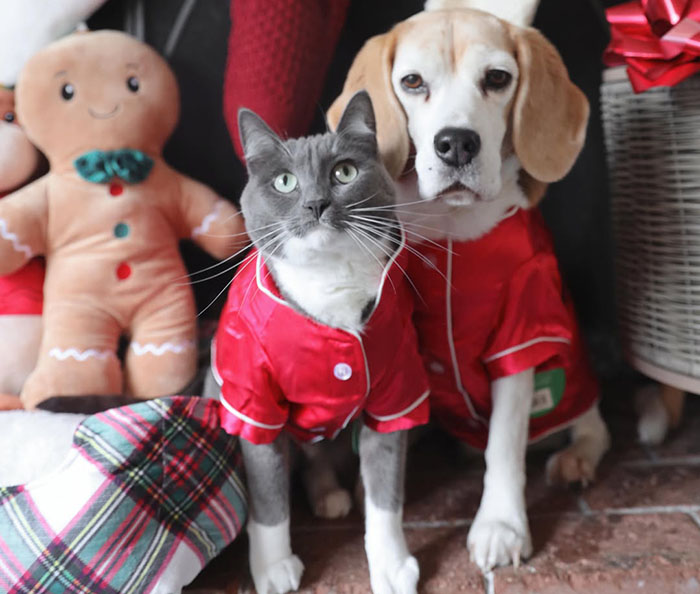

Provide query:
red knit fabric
left=224, top=0, right=349, bottom=161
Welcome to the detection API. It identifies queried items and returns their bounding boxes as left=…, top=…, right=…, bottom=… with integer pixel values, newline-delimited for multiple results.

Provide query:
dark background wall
left=90, top=0, right=627, bottom=381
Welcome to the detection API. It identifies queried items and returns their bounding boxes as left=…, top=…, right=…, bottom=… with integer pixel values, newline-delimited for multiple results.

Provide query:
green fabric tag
left=531, top=368, right=566, bottom=418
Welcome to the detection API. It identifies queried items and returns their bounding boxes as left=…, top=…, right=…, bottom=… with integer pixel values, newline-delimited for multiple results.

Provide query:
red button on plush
left=116, top=262, right=131, bottom=280
left=109, top=183, right=123, bottom=196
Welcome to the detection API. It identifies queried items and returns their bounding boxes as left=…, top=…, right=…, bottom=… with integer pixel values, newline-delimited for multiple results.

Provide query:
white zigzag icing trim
left=192, top=201, right=224, bottom=238
left=49, top=348, right=113, bottom=361
left=0, top=218, right=33, bottom=258
left=130, top=339, right=196, bottom=357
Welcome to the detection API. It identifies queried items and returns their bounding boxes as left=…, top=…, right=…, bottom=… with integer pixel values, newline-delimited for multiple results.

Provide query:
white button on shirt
left=333, top=363, right=353, bottom=381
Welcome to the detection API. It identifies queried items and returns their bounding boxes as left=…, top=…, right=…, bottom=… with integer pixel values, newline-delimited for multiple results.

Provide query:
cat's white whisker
left=182, top=221, right=284, bottom=281
left=345, top=191, right=380, bottom=210
left=195, top=240, right=276, bottom=317
left=196, top=273, right=236, bottom=318
left=345, top=227, right=391, bottom=282
left=181, top=227, right=283, bottom=286
left=346, top=223, right=423, bottom=301
left=348, top=213, right=455, bottom=256
left=352, top=198, right=431, bottom=211
left=241, top=236, right=288, bottom=312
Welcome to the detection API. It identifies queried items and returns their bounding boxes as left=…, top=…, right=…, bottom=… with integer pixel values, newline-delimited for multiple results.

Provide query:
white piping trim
left=0, top=219, right=33, bottom=258
left=483, top=336, right=571, bottom=363
left=130, top=339, right=196, bottom=357
left=210, top=341, right=224, bottom=387
left=366, top=389, right=430, bottom=422
left=499, top=205, right=520, bottom=221
left=192, top=201, right=224, bottom=238
left=341, top=404, right=361, bottom=430
left=256, top=253, right=290, bottom=309
left=220, top=396, right=286, bottom=431
left=366, top=226, right=406, bottom=318
left=445, top=238, right=485, bottom=422
left=48, top=347, right=113, bottom=362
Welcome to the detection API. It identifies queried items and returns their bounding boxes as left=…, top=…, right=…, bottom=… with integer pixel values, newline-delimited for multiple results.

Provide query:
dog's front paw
left=368, top=552, right=419, bottom=594
left=250, top=554, right=304, bottom=594
left=467, top=514, right=532, bottom=572
left=311, top=487, right=353, bottom=519
left=546, top=448, right=596, bottom=487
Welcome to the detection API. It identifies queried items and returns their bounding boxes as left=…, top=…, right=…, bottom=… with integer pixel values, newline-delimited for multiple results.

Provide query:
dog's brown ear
left=327, top=30, right=409, bottom=178
left=510, top=26, right=589, bottom=184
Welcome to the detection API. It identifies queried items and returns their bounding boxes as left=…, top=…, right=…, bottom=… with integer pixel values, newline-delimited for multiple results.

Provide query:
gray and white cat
left=207, top=92, right=422, bottom=594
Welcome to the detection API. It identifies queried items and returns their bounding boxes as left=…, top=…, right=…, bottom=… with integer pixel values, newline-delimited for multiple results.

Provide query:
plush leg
left=124, top=289, right=197, bottom=398
left=0, top=315, right=41, bottom=396
left=546, top=403, right=610, bottom=486
left=240, top=435, right=304, bottom=594
left=299, top=441, right=353, bottom=519
left=21, top=302, right=122, bottom=409
left=468, top=369, right=534, bottom=572
left=360, top=423, right=419, bottom=594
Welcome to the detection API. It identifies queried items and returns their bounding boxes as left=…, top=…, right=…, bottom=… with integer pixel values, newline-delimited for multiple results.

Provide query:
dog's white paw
left=311, top=487, right=353, bottom=519
left=467, top=515, right=532, bottom=572
left=250, top=554, right=305, bottom=594
left=546, top=448, right=596, bottom=487
left=368, top=553, right=419, bottom=594
left=635, top=385, right=669, bottom=445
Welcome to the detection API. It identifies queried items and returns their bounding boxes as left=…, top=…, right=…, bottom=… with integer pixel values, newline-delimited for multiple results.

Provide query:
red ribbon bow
left=604, top=0, right=700, bottom=91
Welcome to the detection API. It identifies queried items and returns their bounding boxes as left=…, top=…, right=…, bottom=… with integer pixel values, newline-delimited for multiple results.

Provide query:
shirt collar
left=255, top=226, right=407, bottom=320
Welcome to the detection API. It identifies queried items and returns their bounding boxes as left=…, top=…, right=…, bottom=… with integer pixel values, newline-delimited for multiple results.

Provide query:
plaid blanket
left=0, top=396, right=247, bottom=594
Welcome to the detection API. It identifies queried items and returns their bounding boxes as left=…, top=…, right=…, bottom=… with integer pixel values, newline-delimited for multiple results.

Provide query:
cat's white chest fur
left=271, top=230, right=388, bottom=334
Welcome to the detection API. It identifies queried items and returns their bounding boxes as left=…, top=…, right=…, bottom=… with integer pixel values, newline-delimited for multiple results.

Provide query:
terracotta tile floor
left=187, top=386, right=700, bottom=593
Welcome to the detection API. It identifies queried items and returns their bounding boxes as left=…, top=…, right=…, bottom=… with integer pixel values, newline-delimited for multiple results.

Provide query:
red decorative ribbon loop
left=604, top=0, right=700, bottom=91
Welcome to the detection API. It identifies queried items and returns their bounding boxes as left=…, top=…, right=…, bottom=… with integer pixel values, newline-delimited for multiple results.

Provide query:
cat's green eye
left=273, top=172, right=298, bottom=194
left=332, top=162, right=358, bottom=184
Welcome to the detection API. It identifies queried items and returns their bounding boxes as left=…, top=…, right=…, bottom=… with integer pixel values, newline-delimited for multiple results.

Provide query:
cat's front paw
left=467, top=513, right=532, bottom=572
left=250, top=554, right=304, bottom=594
left=367, top=553, right=419, bottom=594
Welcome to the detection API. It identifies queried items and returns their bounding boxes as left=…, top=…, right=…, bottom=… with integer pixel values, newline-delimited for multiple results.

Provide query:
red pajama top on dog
left=214, top=244, right=430, bottom=445
left=407, top=206, right=598, bottom=450
left=0, top=193, right=44, bottom=316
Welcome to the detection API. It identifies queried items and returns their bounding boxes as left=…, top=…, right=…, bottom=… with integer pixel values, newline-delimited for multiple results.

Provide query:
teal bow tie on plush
left=74, top=149, right=154, bottom=184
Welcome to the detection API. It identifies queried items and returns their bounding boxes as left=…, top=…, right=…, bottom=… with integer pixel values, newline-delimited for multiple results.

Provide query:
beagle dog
left=328, top=6, right=610, bottom=573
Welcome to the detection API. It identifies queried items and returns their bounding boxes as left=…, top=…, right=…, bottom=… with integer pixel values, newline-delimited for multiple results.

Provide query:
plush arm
left=0, top=177, right=48, bottom=275
left=175, top=174, right=249, bottom=260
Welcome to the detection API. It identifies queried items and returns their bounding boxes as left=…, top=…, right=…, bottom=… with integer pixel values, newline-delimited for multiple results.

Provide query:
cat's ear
left=334, top=90, right=377, bottom=142
left=238, top=108, right=281, bottom=164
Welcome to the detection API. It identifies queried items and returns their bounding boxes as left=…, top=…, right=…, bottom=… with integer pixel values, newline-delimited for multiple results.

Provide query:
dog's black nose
left=304, top=198, right=331, bottom=219
left=434, top=128, right=481, bottom=167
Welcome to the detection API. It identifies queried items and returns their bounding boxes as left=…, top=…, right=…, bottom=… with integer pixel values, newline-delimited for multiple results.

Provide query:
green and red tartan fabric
left=0, top=396, right=247, bottom=593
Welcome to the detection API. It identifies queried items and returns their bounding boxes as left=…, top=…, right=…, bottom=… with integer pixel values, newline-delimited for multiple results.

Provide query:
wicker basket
left=601, top=66, right=700, bottom=392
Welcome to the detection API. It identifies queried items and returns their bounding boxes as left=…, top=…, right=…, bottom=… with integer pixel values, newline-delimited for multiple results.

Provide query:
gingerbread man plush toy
left=1, top=30, right=247, bottom=409
left=0, top=87, right=42, bottom=404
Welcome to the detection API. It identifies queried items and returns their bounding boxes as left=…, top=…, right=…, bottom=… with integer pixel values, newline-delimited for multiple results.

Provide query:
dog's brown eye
left=401, top=73, right=425, bottom=92
left=483, top=69, right=512, bottom=91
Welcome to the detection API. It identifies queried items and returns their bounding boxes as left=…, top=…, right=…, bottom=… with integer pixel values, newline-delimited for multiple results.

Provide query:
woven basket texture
left=601, top=70, right=700, bottom=381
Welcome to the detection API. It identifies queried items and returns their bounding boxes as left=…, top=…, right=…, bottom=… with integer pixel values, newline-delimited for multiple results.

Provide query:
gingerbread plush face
left=0, top=88, right=39, bottom=193
left=16, top=31, right=179, bottom=165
